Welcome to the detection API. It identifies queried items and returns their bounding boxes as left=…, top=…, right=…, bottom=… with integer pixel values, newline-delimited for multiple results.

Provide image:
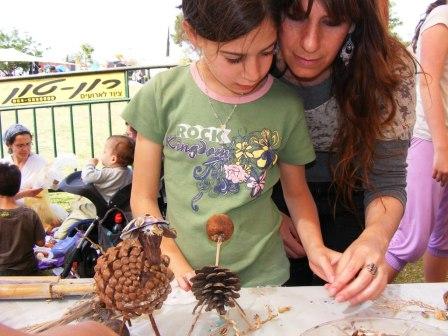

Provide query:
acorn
left=206, top=214, right=234, bottom=243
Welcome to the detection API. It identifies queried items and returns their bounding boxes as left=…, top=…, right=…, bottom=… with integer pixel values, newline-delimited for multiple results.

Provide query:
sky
left=0, top=0, right=184, bottom=64
left=0, top=0, right=435, bottom=66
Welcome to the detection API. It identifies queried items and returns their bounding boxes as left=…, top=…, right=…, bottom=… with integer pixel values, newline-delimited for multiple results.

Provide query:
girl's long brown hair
left=276, top=0, right=415, bottom=207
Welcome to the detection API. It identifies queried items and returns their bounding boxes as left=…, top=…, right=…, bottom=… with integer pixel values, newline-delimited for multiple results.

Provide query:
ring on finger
left=365, top=263, right=378, bottom=277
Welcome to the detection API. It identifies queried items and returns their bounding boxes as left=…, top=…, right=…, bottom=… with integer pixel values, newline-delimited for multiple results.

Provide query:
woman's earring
left=340, top=34, right=354, bottom=67
left=340, top=24, right=355, bottom=67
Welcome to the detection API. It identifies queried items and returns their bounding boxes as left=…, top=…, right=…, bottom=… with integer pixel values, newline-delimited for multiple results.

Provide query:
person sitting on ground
left=54, top=136, right=134, bottom=240
left=0, top=162, right=45, bottom=276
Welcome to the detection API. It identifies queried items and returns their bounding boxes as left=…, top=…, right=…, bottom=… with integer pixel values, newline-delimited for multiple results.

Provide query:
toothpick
left=215, top=235, right=223, bottom=266
left=187, top=302, right=205, bottom=336
left=119, top=319, right=128, bottom=336
left=148, top=314, right=161, bottom=336
left=231, top=297, right=253, bottom=328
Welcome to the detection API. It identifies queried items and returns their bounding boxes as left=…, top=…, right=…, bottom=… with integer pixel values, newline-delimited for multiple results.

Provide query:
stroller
left=59, top=171, right=131, bottom=278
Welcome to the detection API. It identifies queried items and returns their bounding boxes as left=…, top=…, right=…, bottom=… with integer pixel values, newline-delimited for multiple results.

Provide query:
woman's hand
left=325, top=230, right=388, bottom=305
left=15, top=187, right=43, bottom=199
left=279, top=213, right=306, bottom=258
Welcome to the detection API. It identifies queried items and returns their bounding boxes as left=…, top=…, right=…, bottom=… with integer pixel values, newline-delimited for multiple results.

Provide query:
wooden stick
left=231, top=297, right=252, bottom=328
left=0, top=278, right=95, bottom=299
left=119, top=319, right=128, bottom=336
left=148, top=314, right=161, bottom=336
left=23, top=299, right=95, bottom=333
left=187, top=302, right=204, bottom=336
left=215, top=236, right=223, bottom=266
left=0, top=276, right=60, bottom=284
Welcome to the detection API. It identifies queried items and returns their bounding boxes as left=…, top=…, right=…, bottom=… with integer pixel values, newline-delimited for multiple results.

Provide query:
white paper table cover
left=1, top=283, right=447, bottom=335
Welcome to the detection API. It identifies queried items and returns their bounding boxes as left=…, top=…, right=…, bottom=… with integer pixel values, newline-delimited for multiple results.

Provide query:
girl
left=123, top=0, right=337, bottom=289
left=386, top=0, right=448, bottom=283
left=272, top=0, right=416, bottom=304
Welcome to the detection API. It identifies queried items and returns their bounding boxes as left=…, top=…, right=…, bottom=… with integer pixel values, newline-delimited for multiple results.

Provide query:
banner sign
left=0, top=71, right=128, bottom=109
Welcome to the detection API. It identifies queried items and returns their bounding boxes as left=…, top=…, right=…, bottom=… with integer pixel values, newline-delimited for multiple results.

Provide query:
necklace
left=198, top=62, right=238, bottom=130
left=205, top=90, right=238, bottom=130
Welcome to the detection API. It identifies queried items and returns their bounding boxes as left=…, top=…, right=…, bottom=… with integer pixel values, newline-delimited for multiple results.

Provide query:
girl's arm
left=279, top=162, right=338, bottom=283
left=131, top=133, right=194, bottom=291
left=419, top=23, right=448, bottom=186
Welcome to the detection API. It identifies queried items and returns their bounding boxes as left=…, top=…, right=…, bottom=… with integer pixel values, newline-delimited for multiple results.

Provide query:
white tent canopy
left=0, top=48, right=74, bottom=65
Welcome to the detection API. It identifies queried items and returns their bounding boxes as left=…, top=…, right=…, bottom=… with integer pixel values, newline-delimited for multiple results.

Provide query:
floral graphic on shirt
left=246, top=170, right=267, bottom=198
left=191, top=128, right=280, bottom=211
left=224, top=164, right=249, bottom=183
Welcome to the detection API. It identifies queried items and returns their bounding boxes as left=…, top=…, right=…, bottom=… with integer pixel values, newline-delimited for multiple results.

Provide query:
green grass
left=394, top=259, right=424, bottom=283
left=48, top=191, right=77, bottom=213
left=0, top=81, right=143, bottom=165
left=1, top=102, right=129, bottom=165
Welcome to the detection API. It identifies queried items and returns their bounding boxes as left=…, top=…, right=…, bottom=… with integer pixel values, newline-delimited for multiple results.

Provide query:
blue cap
left=3, top=124, right=31, bottom=144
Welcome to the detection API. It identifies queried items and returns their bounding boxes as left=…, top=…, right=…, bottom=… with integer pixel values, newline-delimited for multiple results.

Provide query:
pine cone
left=191, top=265, right=241, bottom=315
left=94, top=239, right=174, bottom=320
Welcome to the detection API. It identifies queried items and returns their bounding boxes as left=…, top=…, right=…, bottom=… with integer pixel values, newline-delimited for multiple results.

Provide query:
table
left=1, top=283, right=447, bottom=335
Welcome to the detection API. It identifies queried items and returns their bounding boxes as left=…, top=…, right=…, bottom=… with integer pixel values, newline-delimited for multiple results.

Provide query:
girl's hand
left=432, top=146, right=448, bottom=187
left=325, top=231, right=388, bottom=305
left=175, top=269, right=196, bottom=291
left=307, top=245, right=340, bottom=284
left=279, top=213, right=306, bottom=258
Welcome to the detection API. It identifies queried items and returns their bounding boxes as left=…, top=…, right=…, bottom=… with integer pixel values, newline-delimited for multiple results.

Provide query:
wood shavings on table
left=373, top=297, right=448, bottom=322
left=208, top=305, right=292, bottom=335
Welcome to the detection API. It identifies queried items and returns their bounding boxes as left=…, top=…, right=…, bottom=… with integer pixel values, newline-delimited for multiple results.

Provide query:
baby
left=81, top=135, right=134, bottom=202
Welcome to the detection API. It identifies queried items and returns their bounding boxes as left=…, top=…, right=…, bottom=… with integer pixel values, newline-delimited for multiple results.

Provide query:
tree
left=172, top=14, right=185, bottom=46
left=389, top=1, right=404, bottom=41
left=70, top=43, right=95, bottom=69
left=172, top=13, right=197, bottom=63
left=0, top=29, right=44, bottom=76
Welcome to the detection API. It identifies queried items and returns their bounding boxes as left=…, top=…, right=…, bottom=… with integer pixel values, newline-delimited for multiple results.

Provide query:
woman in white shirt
left=386, top=0, right=448, bottom=282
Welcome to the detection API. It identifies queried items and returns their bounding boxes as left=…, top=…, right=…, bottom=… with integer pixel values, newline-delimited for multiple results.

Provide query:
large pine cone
left=191, top=265, right=241, bottom=315
left=94, top=239, right=174, bottom=319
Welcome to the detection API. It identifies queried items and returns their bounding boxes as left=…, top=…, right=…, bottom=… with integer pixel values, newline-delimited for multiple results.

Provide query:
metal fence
left=0, top=64, right=176, bottom=161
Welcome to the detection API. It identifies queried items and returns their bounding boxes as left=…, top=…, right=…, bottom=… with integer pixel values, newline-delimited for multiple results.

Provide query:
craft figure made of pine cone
left=94, top=214, right=177, bottom=320
left=190, top=214, right=241, bottom=316
left=191, top=265, right=241, bottom=315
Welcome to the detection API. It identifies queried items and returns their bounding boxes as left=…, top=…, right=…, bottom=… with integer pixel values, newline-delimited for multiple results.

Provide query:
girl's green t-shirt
left=122, top=65, right=315, bottom=286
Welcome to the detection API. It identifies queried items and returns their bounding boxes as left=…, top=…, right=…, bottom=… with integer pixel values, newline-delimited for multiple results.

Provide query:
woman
left=386, top=0, right=448, bottom=283
left=3, top=124, right=66, bottom=231
left=272, top=0, right=416, bottom=304
left=3, top=124, right=45, bottom=199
